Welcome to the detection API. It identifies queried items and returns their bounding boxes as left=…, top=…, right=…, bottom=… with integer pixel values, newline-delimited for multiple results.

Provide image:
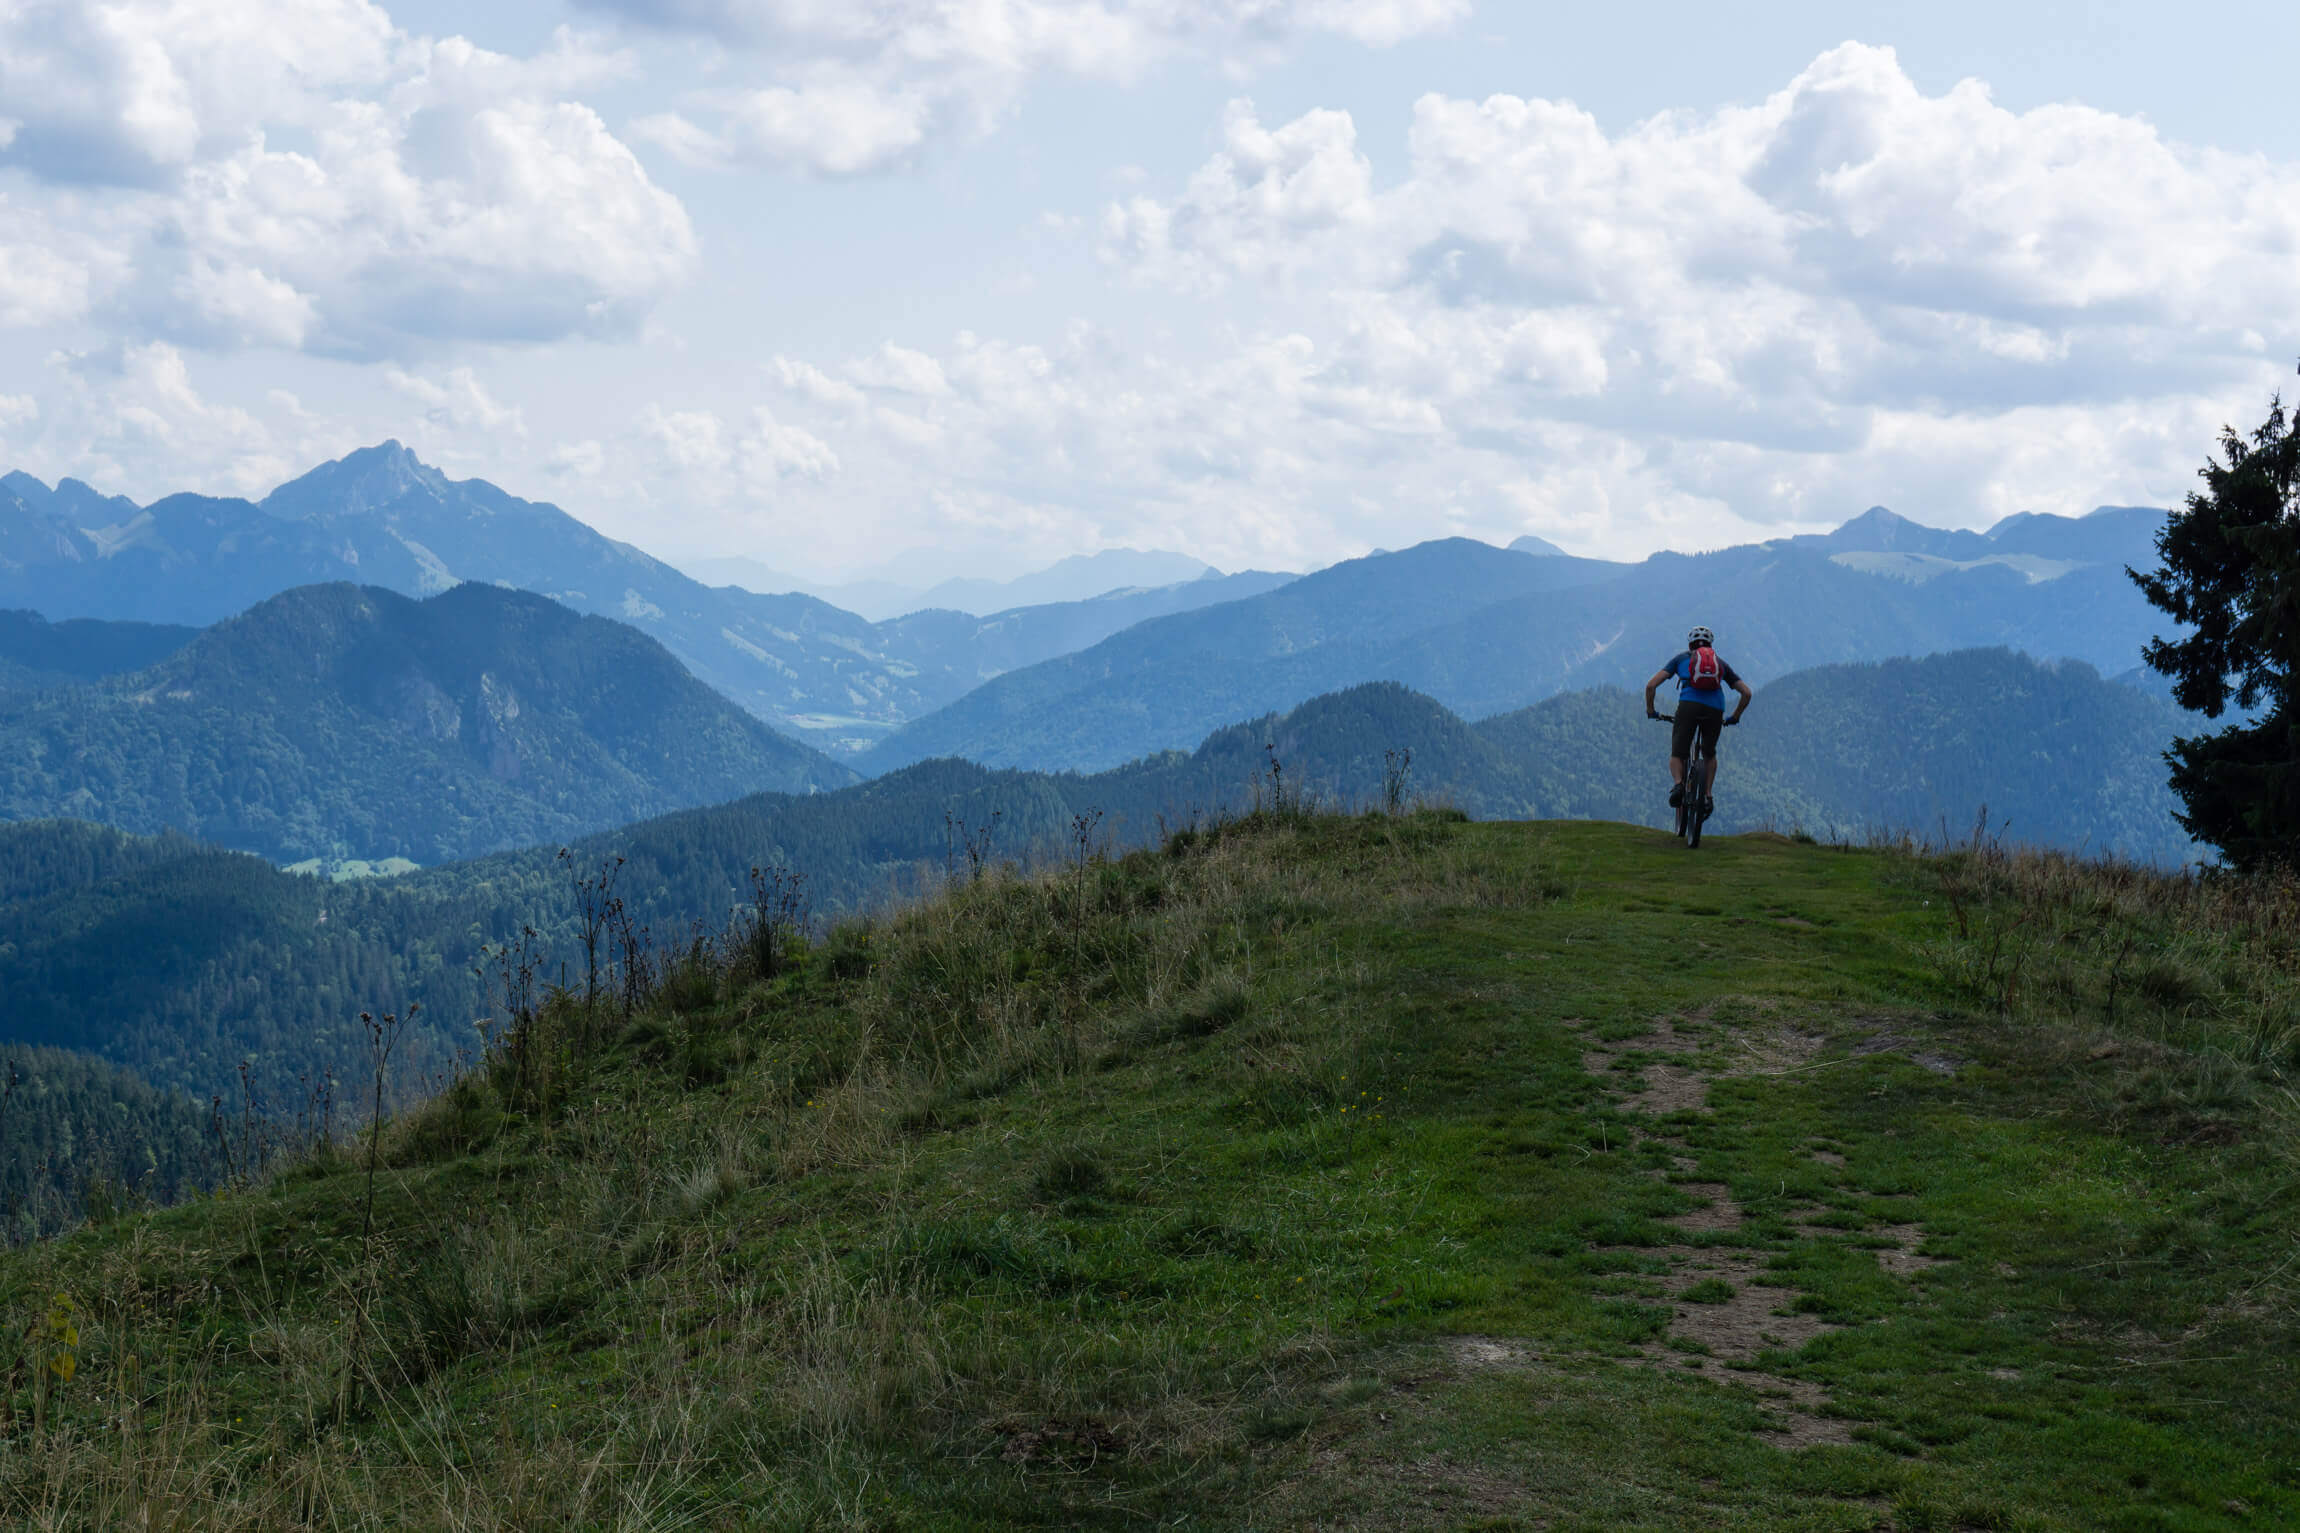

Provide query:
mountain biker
left=1643, top=626, right=1752, bottom=812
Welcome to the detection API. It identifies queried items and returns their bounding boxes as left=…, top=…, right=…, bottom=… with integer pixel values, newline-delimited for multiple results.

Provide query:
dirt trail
left=1572, top=1012, right=1948, bottom=1447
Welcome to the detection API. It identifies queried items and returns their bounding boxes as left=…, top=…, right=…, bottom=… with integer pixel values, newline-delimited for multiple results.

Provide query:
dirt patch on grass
left=1625, top=1064, right=1710, bottom=1115
left=1663, top=1183, right=1743, bottom=1233
left=1583, top=1015, right=1713, bottom=1114
left=1654, top=1248, right=1835, bottom=1361
left=1717, top=1024, right=1830, bottom=1077
left=1446, top=1335, right=1536, bottom=1370
left=1874, top=1223, right=1947, bottom=1275
left=1576, top=1014, right=1865, bottom=1448
left=1853, top=1032, right=1964, bottom=1076
left=1635, top=1240, right=1852, bottom=1446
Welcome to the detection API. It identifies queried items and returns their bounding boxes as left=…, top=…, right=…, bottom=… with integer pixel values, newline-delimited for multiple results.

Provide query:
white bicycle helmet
left=1686, top=625, right=1715, bottom=648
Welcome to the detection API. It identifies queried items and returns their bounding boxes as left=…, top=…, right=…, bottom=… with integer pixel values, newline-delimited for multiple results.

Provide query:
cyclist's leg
left=1693, top=710, right=1723, bottom=804
left=1668, top=713, right=1698, bottom=803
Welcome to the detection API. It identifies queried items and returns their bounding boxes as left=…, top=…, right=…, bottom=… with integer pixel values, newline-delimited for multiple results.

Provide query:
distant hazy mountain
left=1, top=446, right=1297, bottom=753
left=913, top=550, right=1220, bottom=616
left=680, top=546, right=1226, bottom=619
left=1, top=470, right=141, bottom=529
left=858, top=537, right=1632, bottom=772
left=0, top=610, right=196, bottom=696
left=0, top=582, right=855, bottom=864
left=864, top=506, right=2173, bottom=774
left=1509, top=533, right=1570, bottom=557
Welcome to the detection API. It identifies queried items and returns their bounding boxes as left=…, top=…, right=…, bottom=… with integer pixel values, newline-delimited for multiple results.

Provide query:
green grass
left=1, top=810, right=2295, bottom=1530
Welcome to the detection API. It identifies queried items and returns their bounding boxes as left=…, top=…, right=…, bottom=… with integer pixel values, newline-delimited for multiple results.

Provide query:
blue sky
left=2, top=1, right=2295, bottom=581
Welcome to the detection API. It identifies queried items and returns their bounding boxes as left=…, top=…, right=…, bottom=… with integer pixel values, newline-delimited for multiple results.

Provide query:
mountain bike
left=1651, top=713, right=1729, bottom=849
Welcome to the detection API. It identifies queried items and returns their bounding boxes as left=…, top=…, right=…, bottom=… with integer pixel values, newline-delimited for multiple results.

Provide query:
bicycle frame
left=1652, top=712, right=1720, bottom=849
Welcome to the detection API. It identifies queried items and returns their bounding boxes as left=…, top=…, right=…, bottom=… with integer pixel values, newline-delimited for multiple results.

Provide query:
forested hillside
left=1477, top=649, right=2192, bottom=857
left=0, top=582, right=854, bottom=863
left=0, top=650, right=2191, bottom=1114
left=0, top=610, right=196, bottom=696
left=0, top=1044, right=214, bottom=1244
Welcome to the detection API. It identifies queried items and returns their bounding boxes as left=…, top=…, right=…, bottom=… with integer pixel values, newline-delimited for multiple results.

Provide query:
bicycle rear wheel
left=1687, top=756, right=1712, bottom=849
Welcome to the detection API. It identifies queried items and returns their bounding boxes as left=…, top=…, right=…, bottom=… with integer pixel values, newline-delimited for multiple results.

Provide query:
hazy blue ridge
left=860, top=538, right=1630, bottom=772
left=0, top=581, right=856, bottom=864
left=862, top=509, right=2171, bottom=774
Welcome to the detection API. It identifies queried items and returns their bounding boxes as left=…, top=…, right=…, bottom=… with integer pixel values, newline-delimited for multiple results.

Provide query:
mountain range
left=0, top=447, right=1289, bottom=755
left=1, top=446, right=2181, bottom=780
left=0, top=581, right=853, bottom=864
left=863, top=505, right=2172, bottom=774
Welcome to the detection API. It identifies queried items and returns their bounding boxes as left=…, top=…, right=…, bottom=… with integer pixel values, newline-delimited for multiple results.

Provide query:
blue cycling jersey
left=1662, top=649, right=1741, bottom=709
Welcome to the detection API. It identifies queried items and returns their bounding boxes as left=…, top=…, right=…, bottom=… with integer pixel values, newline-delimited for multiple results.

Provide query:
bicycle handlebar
left=1649, top=711, right=1741, bottom=726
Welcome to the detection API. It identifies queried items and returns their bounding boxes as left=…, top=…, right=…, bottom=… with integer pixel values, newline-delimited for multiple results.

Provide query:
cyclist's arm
left=1643, top=670, right=1671, bottom=716
left=1728, top=678, right=1753, bottom=723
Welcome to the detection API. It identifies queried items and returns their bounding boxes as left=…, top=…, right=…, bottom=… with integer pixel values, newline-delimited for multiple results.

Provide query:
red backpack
left=1687, top=646, right=1721, bottom=687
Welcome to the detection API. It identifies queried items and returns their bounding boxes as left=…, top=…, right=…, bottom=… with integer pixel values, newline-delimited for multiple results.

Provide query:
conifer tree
left=2131, top=383, right=2300, bottom=870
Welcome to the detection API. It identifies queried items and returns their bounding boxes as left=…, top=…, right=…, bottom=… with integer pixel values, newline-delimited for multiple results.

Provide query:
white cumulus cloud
left=0, top=4, right=693, bottom=357
left=597, top=0, right=1467, bottom=175
left=385, top=366, right=527, bottom=434
left=595, top=46, right=2296, bottom=572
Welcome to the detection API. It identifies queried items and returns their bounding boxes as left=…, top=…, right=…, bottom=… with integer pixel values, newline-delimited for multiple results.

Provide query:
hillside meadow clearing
left=0, top=810, right=2292, bottom=1530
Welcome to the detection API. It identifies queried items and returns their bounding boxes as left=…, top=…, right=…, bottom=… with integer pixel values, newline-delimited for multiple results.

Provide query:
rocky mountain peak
left=261, top=440, right=451, bottom=521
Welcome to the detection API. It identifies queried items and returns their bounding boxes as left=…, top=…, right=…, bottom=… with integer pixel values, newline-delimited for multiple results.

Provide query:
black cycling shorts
left=1671, top=702, right=1724, bottom=761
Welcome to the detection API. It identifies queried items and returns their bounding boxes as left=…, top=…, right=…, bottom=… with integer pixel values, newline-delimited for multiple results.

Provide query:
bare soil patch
left=1874, top=1223, right=1948, bottom=1275
left=1582, top=1015, right=1713, bottom=1114
left=1853, top=1031, right=1964, bottom=1076
left=1446, top=1335, right=1535, bottom=1370
left=1625, top=1064, right=1710, bottom=1116
left=1716, top=1024, right=1829, bottom=1078
left=1663, top=1183, right=1743, bottom=1233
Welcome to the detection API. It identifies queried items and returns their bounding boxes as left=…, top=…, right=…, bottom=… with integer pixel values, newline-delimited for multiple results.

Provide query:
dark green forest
left=0, top=582, right=852, bottom=864
left=0, top=1041, right=215, bottom=1243
left=0, top=648, right=2194, bottom=1126
left=0, top=609, right=196, bottom=696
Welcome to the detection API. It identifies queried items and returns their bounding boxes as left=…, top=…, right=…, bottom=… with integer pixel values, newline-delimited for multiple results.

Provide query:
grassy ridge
left=0, top=812, right=2293, bottom=1528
